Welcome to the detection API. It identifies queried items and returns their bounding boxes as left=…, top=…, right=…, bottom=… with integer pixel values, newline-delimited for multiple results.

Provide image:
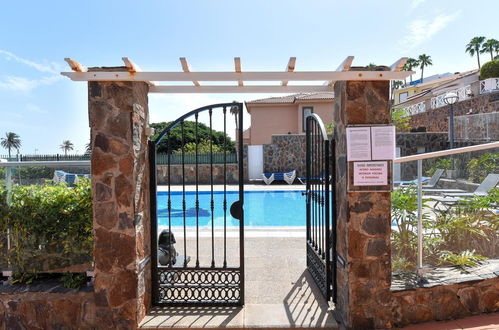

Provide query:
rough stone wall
left=156, top=164, right=239, bottom=185
left=392, top=278, right=499, bottom=327
left=263, top=134, right=306, bottom=177
left=88, top=76, right=151, bottom=327
left=409, top=91, right=499, bottom=132
left=333, top=80, right=394, bottom=329
left=455, top=112, right=499, bottom=142
left=0, top=292, right=96, bottom=329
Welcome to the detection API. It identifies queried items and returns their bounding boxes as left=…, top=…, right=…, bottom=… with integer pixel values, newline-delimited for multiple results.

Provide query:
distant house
left=393, top=70, right=480, bottom=117
left=244, top=92, right=334, bottom=145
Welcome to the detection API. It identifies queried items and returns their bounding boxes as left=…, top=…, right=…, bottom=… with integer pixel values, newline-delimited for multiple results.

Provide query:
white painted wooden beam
left=281, top=57, right=296, bottom=86
left=335, top=56, right=354, bottom=72
left=61, top=70, right=412, bottom=82
left=179, top=57, right=200, bottom=86
left=149, top=85, right=334, bottom=94
left=390, top=57, right=408, bottom=72
left=234, top=57, right=243, bottom=87
left=326, top=56, right=354, bottom=86
left=64, top=58, right=87, bottom=72
left=122, top=57, right=142, bottom=74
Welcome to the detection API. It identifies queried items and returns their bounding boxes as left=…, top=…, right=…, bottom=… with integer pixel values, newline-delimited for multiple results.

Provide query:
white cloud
left=400, top=11, right=462, bottom=51
left=0, top=50, right=62, bottom=74
left=410, top=0, right=427, bottom=9
left=26, top=103, right=48, bottom=114
left=0, top=75, right=62, bottom=91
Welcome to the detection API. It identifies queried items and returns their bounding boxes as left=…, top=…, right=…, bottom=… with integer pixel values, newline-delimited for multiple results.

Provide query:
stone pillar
left=88, top=68, right=151, bottom=328
left=333, top=78, right=394, bottom=329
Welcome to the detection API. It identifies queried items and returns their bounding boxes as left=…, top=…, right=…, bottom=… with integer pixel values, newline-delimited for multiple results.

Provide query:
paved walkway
left=139, top=237, right=337, bottom=328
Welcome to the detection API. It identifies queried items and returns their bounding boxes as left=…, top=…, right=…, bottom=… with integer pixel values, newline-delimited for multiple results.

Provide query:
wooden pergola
left=62, top=56, right=412, bottom=93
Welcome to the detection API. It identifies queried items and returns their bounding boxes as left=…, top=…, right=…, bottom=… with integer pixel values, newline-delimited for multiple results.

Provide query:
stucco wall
left=248, top=102, right=333, bottom=145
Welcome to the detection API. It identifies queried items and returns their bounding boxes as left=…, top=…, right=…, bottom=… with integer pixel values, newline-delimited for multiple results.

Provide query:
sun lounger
left=397, top=169, right=445, bottom=188
left=53, top=170, right=91, bottom=184
left=262, top=170, right=296, bottom=185
left=443, top=173, right=499, bottom=198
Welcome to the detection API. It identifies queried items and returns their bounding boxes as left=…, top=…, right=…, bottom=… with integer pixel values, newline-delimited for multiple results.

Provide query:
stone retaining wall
left=409, top=91, right=499, bottom=132
left=391, top=278, right=499, bottom=327
left=455, top=111, right=499, bottom=142
left=156, top=164, right=239, bottom=185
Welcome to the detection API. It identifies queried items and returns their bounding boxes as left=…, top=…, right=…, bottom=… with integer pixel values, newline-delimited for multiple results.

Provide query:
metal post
left=416, top=159, right=423, bottom=276
left=449, top=104, right=454, bottom=150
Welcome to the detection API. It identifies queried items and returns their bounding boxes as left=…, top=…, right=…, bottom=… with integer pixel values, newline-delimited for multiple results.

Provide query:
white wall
left=247, top=145, right=263, bottom=180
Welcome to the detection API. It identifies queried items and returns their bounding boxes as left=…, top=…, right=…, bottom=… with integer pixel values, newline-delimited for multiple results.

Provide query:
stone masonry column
left=88, top=68, right=151, bottom=328
left=333, top=77, right=394, bottom=329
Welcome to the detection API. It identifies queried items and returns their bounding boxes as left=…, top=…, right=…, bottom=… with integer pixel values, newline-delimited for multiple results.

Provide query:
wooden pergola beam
left=327, top=56, right=354, bottom=86
left=390, top=57, right=408, bottom=72
left=149, top=85, right=334, bottom=93
left=64, top=58, right=87, bottom=72
left=281, top=57, right=296, bottom=86
left=179, top=57, right=200, bottom=86
left=234, top=57, right=243, bottom=87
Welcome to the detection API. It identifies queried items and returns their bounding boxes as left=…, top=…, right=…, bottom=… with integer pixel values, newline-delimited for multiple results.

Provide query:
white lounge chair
left=262, top=170, right=296, bottom=185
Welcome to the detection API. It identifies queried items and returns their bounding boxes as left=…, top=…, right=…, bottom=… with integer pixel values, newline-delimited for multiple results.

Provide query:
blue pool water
left=157, top=190, right=306, bottom=226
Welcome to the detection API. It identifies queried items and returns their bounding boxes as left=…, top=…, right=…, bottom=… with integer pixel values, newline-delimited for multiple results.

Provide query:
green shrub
left=480, top=60, right=499, bottom=79
left=467, top=153, right=499, bottom=183
left=426, top=158, right=451, bottom=177
left=1, top=179, right=93, bottom=273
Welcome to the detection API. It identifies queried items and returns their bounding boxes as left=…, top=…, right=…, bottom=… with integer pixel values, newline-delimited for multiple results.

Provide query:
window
left=399, top=92, right=408, bottom=103
left=302, top=106, right=314, bottom=132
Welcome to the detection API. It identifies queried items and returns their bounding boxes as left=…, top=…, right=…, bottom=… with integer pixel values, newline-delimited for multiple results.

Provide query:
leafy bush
left=426, top=158, right=451, bottom=177
left=151, top=121, right=236, bottom=154
left=173, top=139, right=224, bottom=154
left=480, top=59, right=499, bottom=79
left=467, top=152, right=499, bottom=183
left=392, top=109, right=411, bottom=132
left=391, top=187, right=498, bottom=273
left=0, top=179, right=93, bottom=273
left=60, top=272, right=87, bottom=289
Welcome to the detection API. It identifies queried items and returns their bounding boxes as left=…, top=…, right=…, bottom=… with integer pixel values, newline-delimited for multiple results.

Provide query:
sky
left=0, top=0, right=497, bottom=154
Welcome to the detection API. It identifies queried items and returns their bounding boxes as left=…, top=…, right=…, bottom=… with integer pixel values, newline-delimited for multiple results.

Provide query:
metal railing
left=403, top=101, right=426, bottom=116
left=393, top=141, right=499, bottom=276
left=430, top=85, right=472, bottom=109
left=480, top=78, right=499, bottom=94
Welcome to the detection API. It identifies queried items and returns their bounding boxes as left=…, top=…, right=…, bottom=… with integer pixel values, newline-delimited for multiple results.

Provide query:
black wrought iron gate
left=305, top=114, right=336, bottom=303
left=150, top=102, right=244, bottom=306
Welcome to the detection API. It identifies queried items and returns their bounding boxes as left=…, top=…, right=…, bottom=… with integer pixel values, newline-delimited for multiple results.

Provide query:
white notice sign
left=346, top=127, right=371, bottom=161
left=371, top=126, right=396, bottom=160
left=353, top=161, right=388, bottom=186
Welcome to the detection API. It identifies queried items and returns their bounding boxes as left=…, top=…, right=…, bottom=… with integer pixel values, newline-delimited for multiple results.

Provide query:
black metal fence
left=0, top=154, right=90, bottom=161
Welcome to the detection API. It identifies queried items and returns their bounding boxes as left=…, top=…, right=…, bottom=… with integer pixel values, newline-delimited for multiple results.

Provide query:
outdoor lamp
left=443, top=92, right=459, bottom=169
left=443, top=92, right=459, bottom=105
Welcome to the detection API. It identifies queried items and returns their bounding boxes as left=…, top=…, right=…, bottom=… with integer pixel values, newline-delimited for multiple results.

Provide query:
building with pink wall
left=244, top=93, right=334, bottom=145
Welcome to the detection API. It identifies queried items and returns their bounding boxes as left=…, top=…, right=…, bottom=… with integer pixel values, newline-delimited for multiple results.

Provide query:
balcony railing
left=430, top=85, right=472, bottom=109
left=403, top=101, right=426, bottom=116
left=480, top=78, right=499, bottom=94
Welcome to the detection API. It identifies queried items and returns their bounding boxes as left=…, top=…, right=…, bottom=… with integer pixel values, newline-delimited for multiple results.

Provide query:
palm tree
left=418, top=54, right=432, bottom=83
left=230, top=102, right=239, bottom=130
left=466, top=36, right=486, bottom=69
left=0, top=132, right=21, bottom=158
left=391, top=80, right=404, bottom=100
left=494, top=40, right=499, bottom=58
left=481, top=39, right=499, bottom=61
left=60, top=140, right=74, bottom=156
left=403, top=58, right=419, bottom=84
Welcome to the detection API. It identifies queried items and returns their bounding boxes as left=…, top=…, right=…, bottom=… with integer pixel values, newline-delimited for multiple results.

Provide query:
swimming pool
left=157, top=190, right=306, bottom=227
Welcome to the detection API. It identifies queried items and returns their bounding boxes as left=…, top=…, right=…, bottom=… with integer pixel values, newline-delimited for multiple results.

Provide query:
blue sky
left=0, top=0, right=497, bottom=154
